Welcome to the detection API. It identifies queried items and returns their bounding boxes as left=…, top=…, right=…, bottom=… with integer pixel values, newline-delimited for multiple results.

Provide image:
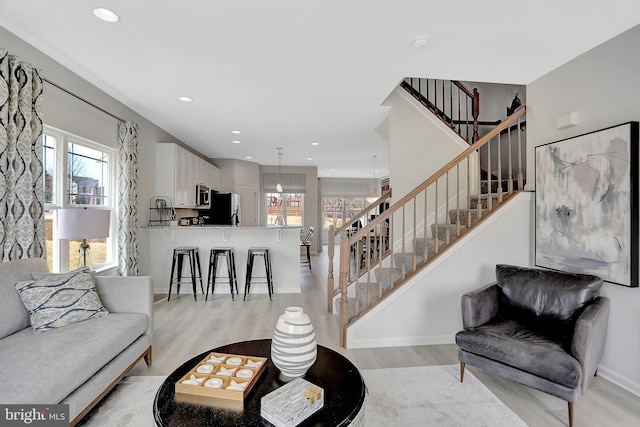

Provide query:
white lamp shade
left=58, top=209, right=110, bottom=240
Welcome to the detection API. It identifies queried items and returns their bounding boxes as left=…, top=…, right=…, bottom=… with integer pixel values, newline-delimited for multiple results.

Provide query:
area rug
left=77, top=376, right=165, bottom=427
left=79, top=366, right=526, bottom=426
left=361, top=364, right=528, bottom=427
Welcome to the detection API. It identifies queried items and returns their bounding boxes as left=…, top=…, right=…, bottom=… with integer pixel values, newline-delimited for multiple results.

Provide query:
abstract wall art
left=535, top=121, right=639, bottom=287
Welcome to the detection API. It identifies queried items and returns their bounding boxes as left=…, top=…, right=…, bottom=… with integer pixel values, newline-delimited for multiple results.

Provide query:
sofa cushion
left=455, top=317, right=583, bottom=388
left=0, top=258, right=49, bottom=339
left=496, top=264, right=602, bottom=321
left=15, top=268, right=109, bottom=333
left=0, top=312, right=148, bottom=404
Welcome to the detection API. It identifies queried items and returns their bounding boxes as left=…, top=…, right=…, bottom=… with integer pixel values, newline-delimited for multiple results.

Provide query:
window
left=322, top=197, right=365, bottom=230
left=266, top=193, right=303, bottom=226
left=67, top=143, right=110, bottom=205
left=43, top=126, right=116, bottom=272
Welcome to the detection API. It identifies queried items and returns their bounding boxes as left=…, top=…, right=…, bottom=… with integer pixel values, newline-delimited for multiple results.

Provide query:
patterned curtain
left=117, top=121, right=139, bottom=276
left=0, top=49, right=45, bottom=261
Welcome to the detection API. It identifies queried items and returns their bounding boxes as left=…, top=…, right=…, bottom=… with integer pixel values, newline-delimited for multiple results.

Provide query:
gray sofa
left=455, top=264, right=610, bottom=427
left=0, top=258, right=153, bottom=426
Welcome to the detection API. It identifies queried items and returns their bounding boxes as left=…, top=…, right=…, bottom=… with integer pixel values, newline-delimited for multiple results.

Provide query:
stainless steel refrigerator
left=201, top=193, right=240, bottom=226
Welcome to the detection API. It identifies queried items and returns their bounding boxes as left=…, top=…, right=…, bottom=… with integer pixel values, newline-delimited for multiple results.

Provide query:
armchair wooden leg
left=568, top=402, right=573, bottom=427
left=460, top=362, right=465, bottom=382
left=144, top=346, right=153, bottom=366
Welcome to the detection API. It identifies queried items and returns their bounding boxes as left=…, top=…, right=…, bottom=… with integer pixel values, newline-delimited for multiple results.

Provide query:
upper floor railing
left=401, top=78, right=480, bottom=143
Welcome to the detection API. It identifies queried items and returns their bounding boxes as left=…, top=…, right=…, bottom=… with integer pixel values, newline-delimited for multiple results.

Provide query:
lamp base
left=78, top=239, right=92, bottom=268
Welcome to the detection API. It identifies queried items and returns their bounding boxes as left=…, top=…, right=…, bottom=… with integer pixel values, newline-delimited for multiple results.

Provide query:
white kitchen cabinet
left=156, top=143, right=194, bottom=207
left=211, top=164, right=220, bottom=190
left=156, top=143, right=219, bottom=208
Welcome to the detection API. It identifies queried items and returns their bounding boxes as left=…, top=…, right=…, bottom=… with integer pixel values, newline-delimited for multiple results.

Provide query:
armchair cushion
left=456, top=317, right=582, bottom=388
left=496, top=264, right=602, bottom=321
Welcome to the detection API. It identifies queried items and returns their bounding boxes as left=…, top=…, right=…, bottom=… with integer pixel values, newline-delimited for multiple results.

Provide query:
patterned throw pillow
left=15, top=267, right=109, bottom=333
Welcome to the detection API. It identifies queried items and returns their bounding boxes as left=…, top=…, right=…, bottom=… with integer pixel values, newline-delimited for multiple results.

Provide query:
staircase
left=360, top=191, right=510, bottom=310
left=326, top=88, right=526, bottom=347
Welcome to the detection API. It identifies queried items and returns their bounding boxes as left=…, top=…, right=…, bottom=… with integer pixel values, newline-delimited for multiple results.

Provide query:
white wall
left=460, top=80, right=526, bottom=126
left=527, top=24, right=640, bottom=396
left=0, top=25, right=193, bottom=278
left=383, top=87, right=469, bottom=201
left=348, top=192, right=532, bottom=347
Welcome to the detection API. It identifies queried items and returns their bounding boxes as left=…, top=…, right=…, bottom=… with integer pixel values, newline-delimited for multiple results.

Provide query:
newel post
left=327, top=225, right=335, bottom=313
left=339, top=234, right=350, bottom=347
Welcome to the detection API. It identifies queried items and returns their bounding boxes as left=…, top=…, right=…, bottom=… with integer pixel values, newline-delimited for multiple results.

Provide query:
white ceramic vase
left=271, top=306, right=317, bottom=379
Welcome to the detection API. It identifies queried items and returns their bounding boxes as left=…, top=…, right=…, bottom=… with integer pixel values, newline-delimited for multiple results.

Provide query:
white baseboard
left=597, top=366, right=640, bottom=397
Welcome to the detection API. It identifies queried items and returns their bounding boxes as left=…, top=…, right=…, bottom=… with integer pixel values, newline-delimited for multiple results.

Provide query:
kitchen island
left=139, top=225, right=302, bottom=296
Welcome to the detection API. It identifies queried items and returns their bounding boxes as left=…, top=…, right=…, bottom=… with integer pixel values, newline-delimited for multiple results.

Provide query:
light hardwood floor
left=129, top=247, right=640, bottom=427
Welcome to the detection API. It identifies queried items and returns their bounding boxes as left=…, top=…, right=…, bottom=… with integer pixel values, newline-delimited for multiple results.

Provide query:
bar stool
left=206, top=247, right=239, bottom=300
left=244, top=247, right=273, bottom=301
left=168, top=246, right=204, bottom=301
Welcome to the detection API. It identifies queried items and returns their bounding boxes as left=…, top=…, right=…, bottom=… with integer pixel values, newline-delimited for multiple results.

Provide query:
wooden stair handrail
left=452, top=80, right=474, bottom=98
left=403, top=106, right=525, bottom=202
left=345, top=105, right=526, bottom=240
left=330, top=105, right=526, bottom=347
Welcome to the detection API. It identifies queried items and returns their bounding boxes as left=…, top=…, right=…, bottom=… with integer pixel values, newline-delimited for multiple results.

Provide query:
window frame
left=321, top=196, right=366, bottom=231
left=265, top=192, right=304, bottom=227
left=43, top=125, right=117, bottom=273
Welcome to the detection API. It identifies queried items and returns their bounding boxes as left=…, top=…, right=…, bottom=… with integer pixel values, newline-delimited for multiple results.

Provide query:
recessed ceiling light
left=93, top=8, right=120, bottom=23
left=330, top=169, right=335, bottom=172
left=178, top=96, right=192, bottom=102
left=245, top=156, right=252, bottom=159
left=306, top=157, right=313, bottom=161
left=232, top=140, right=241, bottom=144
left=231, top=130, right=241, bottom=135
left=311, top=142, right=319, bottom=146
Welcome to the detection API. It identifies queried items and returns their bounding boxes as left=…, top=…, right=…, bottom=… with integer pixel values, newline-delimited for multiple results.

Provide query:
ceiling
left=1, top=1, right=639, bottom=179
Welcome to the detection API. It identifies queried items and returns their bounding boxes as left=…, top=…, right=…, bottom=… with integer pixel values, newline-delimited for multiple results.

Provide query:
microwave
left=195, top=184, right=211, bottom=208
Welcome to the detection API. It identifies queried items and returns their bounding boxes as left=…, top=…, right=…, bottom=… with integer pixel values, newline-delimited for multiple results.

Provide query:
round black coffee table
left=153, top=339, right=365, bottom=426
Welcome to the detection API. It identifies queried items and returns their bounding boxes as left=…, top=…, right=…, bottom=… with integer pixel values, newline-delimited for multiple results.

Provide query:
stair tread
left=355, top=280, right=389, bottom=307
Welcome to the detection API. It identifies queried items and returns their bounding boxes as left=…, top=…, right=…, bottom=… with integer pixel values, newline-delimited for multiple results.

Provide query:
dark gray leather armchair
left=455, top=264, right=610, bottom=427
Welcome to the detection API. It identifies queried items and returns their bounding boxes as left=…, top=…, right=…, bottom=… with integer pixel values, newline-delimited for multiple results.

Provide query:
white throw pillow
left=15, top=267, right=109, bottom=333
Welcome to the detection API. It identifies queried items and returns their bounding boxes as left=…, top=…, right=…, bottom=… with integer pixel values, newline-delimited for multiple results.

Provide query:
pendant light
left=276, top=147, right=283, bottom=193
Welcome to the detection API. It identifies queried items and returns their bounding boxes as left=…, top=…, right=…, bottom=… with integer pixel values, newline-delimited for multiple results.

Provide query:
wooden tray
left=175, top=352, right=267, bottom=409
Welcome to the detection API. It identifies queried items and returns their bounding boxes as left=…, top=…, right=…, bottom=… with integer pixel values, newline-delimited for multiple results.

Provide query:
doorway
left=236, top=183, right=258, bottom=227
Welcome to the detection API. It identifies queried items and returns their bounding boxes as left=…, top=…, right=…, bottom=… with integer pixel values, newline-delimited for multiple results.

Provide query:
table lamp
left=58, top=208, right=110, bottom=267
